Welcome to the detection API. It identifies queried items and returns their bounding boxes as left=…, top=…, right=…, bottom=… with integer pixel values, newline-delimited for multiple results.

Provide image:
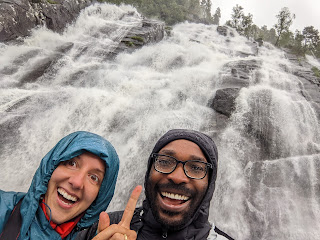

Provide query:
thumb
left=97, top=211, right=110, bottom=234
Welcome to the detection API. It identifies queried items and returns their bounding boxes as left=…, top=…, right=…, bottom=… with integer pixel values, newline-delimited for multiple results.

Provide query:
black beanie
left=146, top=129, right=218, bottom=181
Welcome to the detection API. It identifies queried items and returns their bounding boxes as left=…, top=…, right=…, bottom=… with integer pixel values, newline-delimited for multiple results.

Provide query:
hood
left=19, top=131, right=119, bottom=237
left=143, top=129, right=218, bottom=234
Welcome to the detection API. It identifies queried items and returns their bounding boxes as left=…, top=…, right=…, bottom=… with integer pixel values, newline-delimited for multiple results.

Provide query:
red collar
left=40, top=199, right=83, bottom=239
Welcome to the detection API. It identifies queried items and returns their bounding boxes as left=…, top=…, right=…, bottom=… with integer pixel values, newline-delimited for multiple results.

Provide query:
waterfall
left=1, top=3, right=320, bottom=240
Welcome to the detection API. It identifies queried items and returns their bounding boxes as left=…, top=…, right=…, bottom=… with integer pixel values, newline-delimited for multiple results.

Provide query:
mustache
left=156, top=181, right=194, bottom=196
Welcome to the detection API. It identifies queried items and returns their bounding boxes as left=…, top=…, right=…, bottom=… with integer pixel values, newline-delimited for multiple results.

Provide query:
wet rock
left=283, top=50, right=320, bottom=118
left=107, top=18, right=165, bottom=59
left=217, top=26, right=234, bottom=37
left=18, top=54, right=60, bottom=85
left=0, top=0, right=92, bottom=42
left=210, top=59, right=261, bottom=118
left=211, top=88, right=240, bottom=117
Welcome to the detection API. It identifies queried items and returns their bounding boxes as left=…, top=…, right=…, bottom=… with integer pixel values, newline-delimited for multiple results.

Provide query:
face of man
left=45, top=152, right=105, bottom=224
left=146, top=139, right=209, bottom=230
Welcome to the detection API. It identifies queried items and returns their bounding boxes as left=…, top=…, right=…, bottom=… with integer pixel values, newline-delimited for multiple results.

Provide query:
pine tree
left=213, top=7, right=221, bottom=25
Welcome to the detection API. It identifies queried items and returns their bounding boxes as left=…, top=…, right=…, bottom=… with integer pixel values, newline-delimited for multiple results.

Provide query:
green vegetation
left=224, top=5, right=320, bottom=58
left=47, top=0, right=57, bottom=4
left=312, top=67, right=320, bottom=78
left=131, top=36, right=144, bottom=42
left=226, top=4, right=253, bottom=39
left=97, top=1, right=319, bottom=58
left=100, top=0, right=216, bottom=25
left=124, top=41, right=135, bottom=47
left=274, top=7, right=295, bottom=46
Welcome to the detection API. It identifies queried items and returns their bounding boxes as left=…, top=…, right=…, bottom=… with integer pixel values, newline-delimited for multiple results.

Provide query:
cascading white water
left=1, top=3, right=320, bottom=240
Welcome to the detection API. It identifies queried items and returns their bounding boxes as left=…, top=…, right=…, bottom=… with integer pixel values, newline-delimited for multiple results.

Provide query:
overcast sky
left=212, top=0, right=320, bottom=32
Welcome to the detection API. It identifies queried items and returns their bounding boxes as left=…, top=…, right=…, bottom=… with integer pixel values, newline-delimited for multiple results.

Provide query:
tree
left=101, top=0, right=205, bottom=25
left=302, top=26, right=320, bottom=57
left=291, top=30, right=305, bottom=56
left=200, top=0, right=213, bottom=23
left=302, top=26, right=320, bottom=48
left=250, top=24, right=260, bottom=40
left=278, top=31, right=294, bottom=47
left=274, top=7, right=295, bottom=46
left=230, top=4, right=244, bottom=32
left=242, top=13, right=253, bottom=39
left=213, top=7, right=221, bottom=25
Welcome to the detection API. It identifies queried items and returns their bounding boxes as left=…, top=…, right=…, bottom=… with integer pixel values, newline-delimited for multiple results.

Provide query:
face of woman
left=44, top=152, right=105, bottom=224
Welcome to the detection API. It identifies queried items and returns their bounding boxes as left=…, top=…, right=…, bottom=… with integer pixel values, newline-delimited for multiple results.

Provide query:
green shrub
left=125, top=41, right=135, bottom=47
left=312, top=67, right=320, bottom=78
left=131, top=36, right=144, bottom=42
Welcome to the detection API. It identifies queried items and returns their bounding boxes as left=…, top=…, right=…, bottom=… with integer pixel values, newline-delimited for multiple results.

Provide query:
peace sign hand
left=92, top=185, right=143, bottom=240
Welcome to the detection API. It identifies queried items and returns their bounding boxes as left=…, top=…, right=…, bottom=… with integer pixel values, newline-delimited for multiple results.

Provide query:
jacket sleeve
left=0, top=190, right=25, bottom=233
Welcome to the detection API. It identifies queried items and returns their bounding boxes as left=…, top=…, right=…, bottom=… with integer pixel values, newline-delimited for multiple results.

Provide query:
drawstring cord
left=40, top=197, right=52, bottom=231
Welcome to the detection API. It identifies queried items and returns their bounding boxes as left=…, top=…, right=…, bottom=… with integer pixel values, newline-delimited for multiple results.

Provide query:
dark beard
left=146, top=180, right=203, bottom=231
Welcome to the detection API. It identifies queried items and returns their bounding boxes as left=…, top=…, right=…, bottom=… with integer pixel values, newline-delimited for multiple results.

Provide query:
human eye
left=64, top=159, right=77, bottom=169
left=89, top=174, right=100, bottom=185
left=188, top=161, right=206, bottom=173
left=157, top=156, right=174, bottom=168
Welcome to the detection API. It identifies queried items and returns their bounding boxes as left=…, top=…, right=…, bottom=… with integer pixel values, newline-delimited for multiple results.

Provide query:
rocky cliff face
left=211, top=26, right=320, bottom=137
left=0, top=2, right=165, bottom=87
left=0, top=0, right=93, bottom=42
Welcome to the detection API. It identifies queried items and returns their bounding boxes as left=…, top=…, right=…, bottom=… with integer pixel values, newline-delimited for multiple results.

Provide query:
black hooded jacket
left=138, top=129, right=219, bottom=239
left=78, top=129, right=233, bottom=240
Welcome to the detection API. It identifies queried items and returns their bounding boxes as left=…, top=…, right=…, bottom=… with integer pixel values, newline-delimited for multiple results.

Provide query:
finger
left=119, top=185, right=142, bottom=228
left=92, top=225, right=120, bottom=240
left=110, top=230, right=137, bottom=240
left=97, top=211, right=110, bottom=234
left=92, top=225, right=136, bottom=240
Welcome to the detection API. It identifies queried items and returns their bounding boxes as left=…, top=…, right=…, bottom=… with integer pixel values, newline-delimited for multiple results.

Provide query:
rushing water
left=1, top=3, right=320, bottom=240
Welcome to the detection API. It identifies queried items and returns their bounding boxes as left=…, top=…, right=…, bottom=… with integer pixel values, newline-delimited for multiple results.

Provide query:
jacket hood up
left=19, top=131, right=119, bottom=238
left=143, top=129, right=218, bottom=239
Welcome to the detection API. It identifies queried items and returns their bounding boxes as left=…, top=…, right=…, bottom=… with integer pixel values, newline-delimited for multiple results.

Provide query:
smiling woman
left=0, top=131, right=119, bottom=240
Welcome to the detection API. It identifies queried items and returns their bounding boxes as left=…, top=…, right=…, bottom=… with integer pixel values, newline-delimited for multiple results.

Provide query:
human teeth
left=58, top=188, right=78, bottom=202
left=61, top=200, right=73, bottom=205
left=161, top=192, right=189, bottom=201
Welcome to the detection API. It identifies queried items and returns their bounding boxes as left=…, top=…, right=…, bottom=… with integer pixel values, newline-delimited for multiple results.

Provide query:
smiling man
left=146, top=138, right=210, bottom=233
left=87, top=129, right=234, bottom=240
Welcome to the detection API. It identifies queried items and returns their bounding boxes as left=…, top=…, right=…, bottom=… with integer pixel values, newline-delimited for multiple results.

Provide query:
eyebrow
left=158, top=149, right=207, bottom=162
left=159, top=149, right=175, bottom=155
left=93, top=168, right=105, bottom=176
left=75, top=155, right=106, bottom=175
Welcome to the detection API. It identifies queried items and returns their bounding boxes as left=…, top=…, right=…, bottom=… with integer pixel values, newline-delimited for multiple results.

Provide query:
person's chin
left=155, top=191, right=192, bottom=229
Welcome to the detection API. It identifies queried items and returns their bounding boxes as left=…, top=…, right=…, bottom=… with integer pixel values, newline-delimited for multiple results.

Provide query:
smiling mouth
left=161, top=191, right=190, bottom=205
left=57, top=188, right=78, bottom=205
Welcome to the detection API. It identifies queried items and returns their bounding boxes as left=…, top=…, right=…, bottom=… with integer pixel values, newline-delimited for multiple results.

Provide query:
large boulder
left=0, top=0, right=92, bottom=42
left=210, top=59, right=261, bottom=117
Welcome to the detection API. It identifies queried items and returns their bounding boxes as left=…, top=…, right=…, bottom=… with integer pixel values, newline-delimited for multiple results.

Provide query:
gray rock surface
left=211, top=59, right=261, bottom=118
left=108, top=19, right=165, bottom=58
left=0, top=0, right=92, bottom=42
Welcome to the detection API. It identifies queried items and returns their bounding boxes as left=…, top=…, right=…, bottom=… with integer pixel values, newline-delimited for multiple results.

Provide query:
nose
left=166, top=163, right=189, bottom=184
left=68, top=172, right=85, bottom=190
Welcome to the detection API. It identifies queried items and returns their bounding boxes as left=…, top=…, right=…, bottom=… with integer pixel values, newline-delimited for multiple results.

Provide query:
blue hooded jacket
left=0, top=131, right=119, bottom=239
